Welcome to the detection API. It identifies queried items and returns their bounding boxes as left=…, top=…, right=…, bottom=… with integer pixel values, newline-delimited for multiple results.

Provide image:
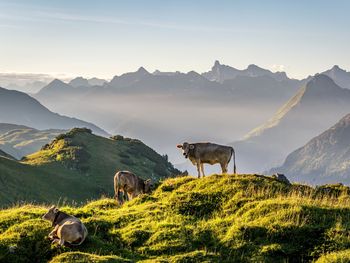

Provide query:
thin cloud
left=0, top=7, right=245, bottom=33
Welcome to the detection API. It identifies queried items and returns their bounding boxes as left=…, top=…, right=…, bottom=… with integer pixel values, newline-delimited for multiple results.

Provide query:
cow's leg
left=117, top=189, right=124, bottom=205
left=127, top=192, right=134, bottom=201
left=123, top=185, right=130, bottom=202
left=51, top=238, right=60, bottom=244
left=59, top=238, right=65, bottom=246
left=48, top=225, right=59, bottom=240
left=196, top=161, right=201, bottom=178
left=200, top=163, right=205, bottom=177
left=220, top=163, right=228, bottom=174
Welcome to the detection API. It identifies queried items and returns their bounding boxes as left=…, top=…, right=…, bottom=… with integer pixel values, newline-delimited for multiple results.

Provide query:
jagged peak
left=214, top=60, right=221, bottom=67
left=307, top=74, right=335, bottom=86
left=136, top=67, right=149, bottom=74
left=329, top=65, right=347, bottom=73
left=71, top=76, right=87, bottom=81
left=247, top=64, right=265, bottom=71
left=186, top=70, right=202, bottom=78
left=49, top=79, right=65, bottom=85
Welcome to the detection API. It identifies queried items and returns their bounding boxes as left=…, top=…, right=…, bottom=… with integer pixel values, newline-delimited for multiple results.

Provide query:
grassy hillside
left=0, top=128, right=180, bottom=208
left=1, top=174, right=350, bottom=262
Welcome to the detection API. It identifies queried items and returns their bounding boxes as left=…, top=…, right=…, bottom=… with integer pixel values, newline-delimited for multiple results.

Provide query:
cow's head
left=176, top=142, right=194, bottom=159
left=42, top=205, right=59, bottom=222
left=144, top=179, right=153, bottom=193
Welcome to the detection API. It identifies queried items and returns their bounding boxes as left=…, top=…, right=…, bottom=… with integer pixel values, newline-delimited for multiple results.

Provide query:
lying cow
left=177, top=142, right=236, bottom=178
left=42, top=206, right=88, bottom=246
left=114, top=171, right=152, bottom=205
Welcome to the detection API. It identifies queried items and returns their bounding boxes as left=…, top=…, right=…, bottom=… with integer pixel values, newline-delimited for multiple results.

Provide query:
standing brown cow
left=177, top=142, right=236, bottom=178
left=114, top=171, right=152, bottom=205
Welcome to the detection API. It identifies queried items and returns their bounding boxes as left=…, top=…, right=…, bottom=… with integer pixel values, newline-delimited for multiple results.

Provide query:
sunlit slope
left=1, top=174, right=350, bottom=262
left=0, top=128, right=180, bottom=207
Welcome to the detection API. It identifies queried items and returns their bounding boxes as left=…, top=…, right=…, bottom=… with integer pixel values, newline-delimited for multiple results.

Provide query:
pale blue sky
left=0, top=0, right=349, bottom=79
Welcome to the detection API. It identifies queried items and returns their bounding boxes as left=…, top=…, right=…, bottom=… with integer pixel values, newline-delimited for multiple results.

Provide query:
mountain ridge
left=202, top=60, right=290, bottom=83
left=271, top=113, right=350, bottom=184
left=0, top=86, right=109, bottom=136
left=234, top=74, right=350, bottom=173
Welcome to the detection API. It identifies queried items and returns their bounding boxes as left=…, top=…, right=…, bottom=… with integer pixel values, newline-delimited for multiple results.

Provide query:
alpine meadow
left=1, top=1, right=350, bottom=262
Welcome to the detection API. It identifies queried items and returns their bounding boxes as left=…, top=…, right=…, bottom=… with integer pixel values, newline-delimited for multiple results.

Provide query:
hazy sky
left=1, top=0, right=349, bottom=79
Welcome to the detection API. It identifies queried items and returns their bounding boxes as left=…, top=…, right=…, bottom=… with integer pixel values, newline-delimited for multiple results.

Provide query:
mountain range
left=2, top=62, right=349, bottom=179
left=234, top=74, right=350, bottom=173
left=0, top=86, right=108, bottom=136
left=271, top=113, right=350, bottom=184
left=202, top=60, right=290, bottom=83
left=33, top=61, right=302, bottom=164
left=69, top=76, right=107, bottom=87
left=322, top=65, right=350, bottom=90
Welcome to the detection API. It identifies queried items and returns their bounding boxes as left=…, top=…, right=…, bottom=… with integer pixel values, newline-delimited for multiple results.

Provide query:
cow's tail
left=232, top=148, right=237, bottom=175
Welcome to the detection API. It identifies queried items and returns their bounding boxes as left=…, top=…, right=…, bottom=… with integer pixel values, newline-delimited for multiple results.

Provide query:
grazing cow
left=42, top=206, right=88, bottom=246
left=114, top=171, right=152, bottom=205
left=177, top=142, right=236, bottom=178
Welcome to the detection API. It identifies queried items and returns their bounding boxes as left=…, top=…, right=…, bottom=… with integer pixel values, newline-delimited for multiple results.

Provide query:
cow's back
left=191, top=143, right=232, bottom=164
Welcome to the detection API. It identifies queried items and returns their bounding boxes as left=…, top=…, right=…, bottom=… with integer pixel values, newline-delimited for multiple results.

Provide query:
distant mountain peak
left=69, top=77, right=89, bottom=88
left=306, top=74, right=336, bottom=90
left=247, top=64, right=261, bottom=70
left=244, top=74, right=348, bottom=140
left=137, top=67, right=149, bottom=75
left=213, top=60, right=221, bottom=67
left=72, top=76, right=86, bottom=81
left=322, top=65, right=350, bottom=89
left=37, top=78, right=72, bottom=94
left=50, top=79, right=65, bottom=85
left=271, top=112, right=350, bottom=183
left=329, top=65, right=347, bottom=73
left=186, top=70, right=202, bottom=79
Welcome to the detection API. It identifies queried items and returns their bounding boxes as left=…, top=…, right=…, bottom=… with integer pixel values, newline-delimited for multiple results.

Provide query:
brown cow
left=114, top=171, right=152, bottom=205
left=177, top=142, right=236, bottom=178
left=42, top=206, right=88, bottom=246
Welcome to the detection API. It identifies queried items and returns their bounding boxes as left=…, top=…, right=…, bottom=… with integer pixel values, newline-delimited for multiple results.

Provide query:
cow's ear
left=189, top=144, right=195, bottom=149
left=176, top=144, right=183, bottom=149
left=53, top=207, right=59, bottom=214
left=145, top=179, right=151, bottom=184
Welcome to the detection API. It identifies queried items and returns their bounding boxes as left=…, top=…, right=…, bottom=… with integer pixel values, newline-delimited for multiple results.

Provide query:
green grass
left=1, top=174, right=350, bottom=262
left=0, top=128, right=180, bottom=208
